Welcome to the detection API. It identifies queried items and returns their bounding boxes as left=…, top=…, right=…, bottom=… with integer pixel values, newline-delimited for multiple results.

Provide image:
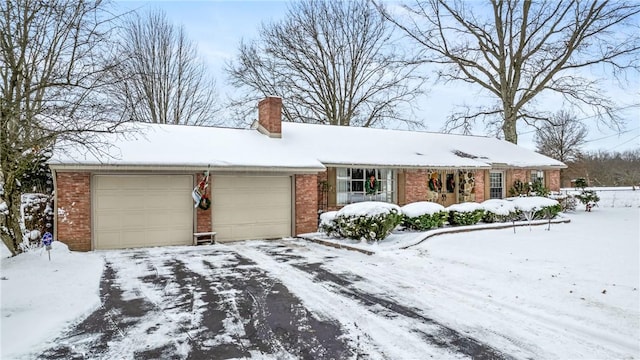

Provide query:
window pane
left=337, top=168, right=349, bottom=205
left=336, top=167, right=395, bottom=205
left=489, top=172, right=503, bottom=199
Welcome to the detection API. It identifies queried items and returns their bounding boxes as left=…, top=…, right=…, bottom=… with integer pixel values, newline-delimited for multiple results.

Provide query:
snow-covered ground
left=0, top=188, right=638, bottom=359
left=0, top=242, right=103, bottom=359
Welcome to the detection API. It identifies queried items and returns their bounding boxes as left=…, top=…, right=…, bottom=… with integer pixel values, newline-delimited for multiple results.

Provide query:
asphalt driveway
left=38, top=240, right=514, bottom=360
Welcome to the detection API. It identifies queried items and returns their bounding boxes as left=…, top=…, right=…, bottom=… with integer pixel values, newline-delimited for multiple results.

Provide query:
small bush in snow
left=576, top=190, right=600, bottom=211
left=318, top=211, right=339, bottom=237
left=401, top=202, right=448, bottom=231
left=480, top=199, right=517, bottom=223
left=533, top=203, right=562, bottom=219
left=332, top=202, right=402, bottom=241
left=447, top=202, right=485, bottom=226
left=549, top=192, right=577, bottom=212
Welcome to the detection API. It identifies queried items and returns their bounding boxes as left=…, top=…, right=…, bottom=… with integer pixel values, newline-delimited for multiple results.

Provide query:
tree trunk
left=1, top=176, right=22, bottom=256
left=502, top=114, right=518, bottom=144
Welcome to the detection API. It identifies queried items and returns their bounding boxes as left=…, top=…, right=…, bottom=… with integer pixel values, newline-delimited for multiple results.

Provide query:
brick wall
left=55, top=172, right=91, bottom=251
left=510, top=169, right=529, bottom=183
left=196, top=173, right=212, bottom=232
left=547, top=170, right=561, bottom=191
left=258, top=96, right=282, bottom=137
left=295, top=174, right=318, bottom=235
left=474, top=170, right=485, bottom=202
left=403, top=169, right=429, bottom=204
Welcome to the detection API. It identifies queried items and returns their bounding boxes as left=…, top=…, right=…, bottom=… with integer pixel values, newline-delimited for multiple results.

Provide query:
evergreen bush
left=576, top=190, right=600, bottom=209
left=480, top=199, right=517, bottom=223
left=447, top=203, right=485, bottom=226
left=318, top=211, right=339, bottom=237
left=533, top=203, right=562, bottom=220
left=332, top=202, right=402, bottom=241
left=401, top=202, right=448, bottom=231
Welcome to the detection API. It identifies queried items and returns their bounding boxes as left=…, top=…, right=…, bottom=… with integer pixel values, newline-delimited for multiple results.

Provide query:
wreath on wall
left=428, top=173, right=442, bottom=191
left=192, top=170, right=211, bottom=210
left=198, top=195, right=211, bottom=210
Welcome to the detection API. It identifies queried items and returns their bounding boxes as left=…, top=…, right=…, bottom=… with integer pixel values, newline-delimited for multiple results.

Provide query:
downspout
left=51, top=167, right=58, bottom=242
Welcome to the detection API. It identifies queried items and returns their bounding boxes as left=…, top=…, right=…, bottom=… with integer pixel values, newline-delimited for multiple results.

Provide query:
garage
left=93, top=175, right=194, bottom=250
left=212, top=175, right=292, bottom=242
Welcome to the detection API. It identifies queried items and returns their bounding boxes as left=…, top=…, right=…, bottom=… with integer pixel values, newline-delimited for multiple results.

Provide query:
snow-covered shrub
left=401, top=202, right=448, bottom=231
left=446, top=202, right=485, bottom=226
left=333, top=202, right=402, bottom=241
left=511, top=197, right=561, bottom=220
left=549, top=192, right=577, bottom=212
left=20, top=193, right=54, bottom=249
left=576, top=190, right=600, bottom=211
left=318, top=211, right=339, bottom=237
left=480, top=199, right=517, bottom=223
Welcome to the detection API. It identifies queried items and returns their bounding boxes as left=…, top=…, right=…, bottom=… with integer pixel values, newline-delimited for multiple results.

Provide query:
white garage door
left=93, top=175, right=193, bottom=249
left=212, top=176, right=291, bottom=242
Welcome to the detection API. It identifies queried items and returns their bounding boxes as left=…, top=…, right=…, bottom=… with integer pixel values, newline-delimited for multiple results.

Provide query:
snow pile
left=401, top=201, right=446, bottom=217
left=319, top=211, right=338, bottom=227
left=510, top=196, right=559, bottom=212
left=337, top=201, right=401, bottom=217
left=446, top=202, right=484, bottom=213
left=480, top=199, right=516, bottom=215
left=1, top=241, right=103, bottom=359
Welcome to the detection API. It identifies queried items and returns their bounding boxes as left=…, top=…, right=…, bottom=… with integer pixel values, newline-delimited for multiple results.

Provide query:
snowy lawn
left=0, top=242, right=103, bottom=359
left=405, top=207, right=639, bottom=358
left=296, top=206, right=640, bottom=358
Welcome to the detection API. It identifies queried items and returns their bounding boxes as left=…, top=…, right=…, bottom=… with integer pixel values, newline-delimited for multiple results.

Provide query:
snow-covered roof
left=49, top=121, right=565, bottom=170
left=281, top=122, right=565, bottom=169
left=49, top=122, right=324, bottom=171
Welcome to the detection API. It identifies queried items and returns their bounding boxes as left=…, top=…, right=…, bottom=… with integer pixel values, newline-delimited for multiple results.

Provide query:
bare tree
left=226, top=0, right=424, bottom=128
left=535, top=110, right=588, bottom=163
left=535, top=110, right=588, bottom=185
left=114, top=9, right=220, bottom=126
left=378, top=0, right=640, bottom=143
left=1, top=0, right=124, bottom=255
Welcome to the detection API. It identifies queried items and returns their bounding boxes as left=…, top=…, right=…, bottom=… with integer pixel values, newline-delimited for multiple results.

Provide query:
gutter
left=48, top=163, right=326, bottom=174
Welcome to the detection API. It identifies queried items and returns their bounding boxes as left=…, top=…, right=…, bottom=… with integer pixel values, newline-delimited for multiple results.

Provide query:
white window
left=489, top=171, right=504, bottom=199
left=530, top=170, right=544, bottom=185
left=336, top=168, right=395, bottom=205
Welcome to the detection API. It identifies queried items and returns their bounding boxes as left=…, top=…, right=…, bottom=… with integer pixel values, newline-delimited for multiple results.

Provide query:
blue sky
left=114, top=0, right=639, bottom=153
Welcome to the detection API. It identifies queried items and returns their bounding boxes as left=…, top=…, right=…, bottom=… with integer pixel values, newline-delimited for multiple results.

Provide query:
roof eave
left=321, top=162, right=491, bottom=170
left=48, top=163, right=325, bottom=174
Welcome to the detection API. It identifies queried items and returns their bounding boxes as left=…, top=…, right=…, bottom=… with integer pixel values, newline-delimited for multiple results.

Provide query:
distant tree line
left=563, top=149, right=640, bottom=188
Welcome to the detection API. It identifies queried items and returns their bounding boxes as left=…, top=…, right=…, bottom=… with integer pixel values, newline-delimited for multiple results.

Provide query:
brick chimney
left=256, top=96, right=282, bottom=138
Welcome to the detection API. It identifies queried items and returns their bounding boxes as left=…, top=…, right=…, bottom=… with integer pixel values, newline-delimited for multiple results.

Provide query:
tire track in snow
left=235, top=242, right=516, bottom=360
left=39, top=247, right=353, bottom=360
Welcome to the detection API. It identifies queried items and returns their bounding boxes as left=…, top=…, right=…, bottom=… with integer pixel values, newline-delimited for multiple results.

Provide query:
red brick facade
left=196, top=173, right=212, bottom=233
left=258, top=97, right=282, bottom=137
left=547, top=170, right=561, bottom=191
left=55, top=167, right=562, bottom=251
left=295, top=174, right=318, bottom=235
left=474, top=170, right=486, bottom=202
left=510, top=169, right=529, bottom=184
left=55, top=172, right=91, bottom=251
left=402, top=169, right=429, bottom=205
